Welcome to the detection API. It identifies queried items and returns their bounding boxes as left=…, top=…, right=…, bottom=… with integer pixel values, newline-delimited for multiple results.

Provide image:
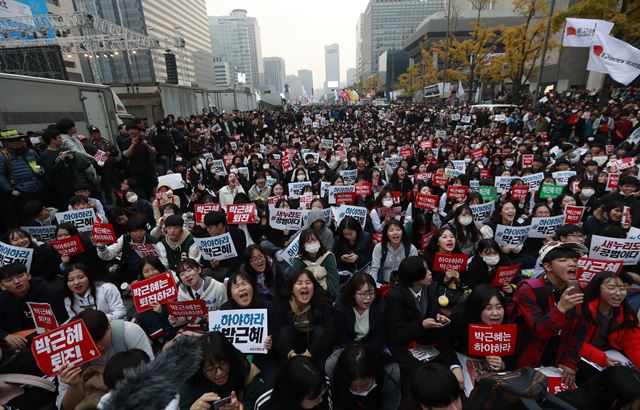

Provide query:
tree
left=463, top=0, right=499, bottom=102
left=396, top=36, right=439, bottom=98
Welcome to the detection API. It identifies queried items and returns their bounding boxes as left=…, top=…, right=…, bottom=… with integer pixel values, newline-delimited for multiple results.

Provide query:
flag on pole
left=457, top=81, right=465, bottom=97
left=563, top=18, right=614, bottom=47
left=587, top=31, right=640, bottom=86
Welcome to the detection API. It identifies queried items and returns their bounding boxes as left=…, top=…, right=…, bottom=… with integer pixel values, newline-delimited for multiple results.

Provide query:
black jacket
left=385, top=284, right=438, bottom=349
left=333, top=231, right=374, bottom=273
left=334, top=295, right=386, bottom=350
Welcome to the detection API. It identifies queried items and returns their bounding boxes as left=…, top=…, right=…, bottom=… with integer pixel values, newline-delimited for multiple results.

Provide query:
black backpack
left=468, top=367, right=576, bottom=410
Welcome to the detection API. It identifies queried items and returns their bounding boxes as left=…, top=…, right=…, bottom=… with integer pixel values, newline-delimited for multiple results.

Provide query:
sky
left=206, top=0, right=370, bottom=90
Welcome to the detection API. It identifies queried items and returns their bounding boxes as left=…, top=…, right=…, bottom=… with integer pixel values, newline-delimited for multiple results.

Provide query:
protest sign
left=539, top=184, right=564, bottom=199
left=470, top=180, right=480, bottom=190
left=435, top=130, right=447, bottom=138
left=494, top=114, right=506, bottom=122
left=400, top=147, right=414, bottom=158
left=622, top=206, right=631, bottom=226
left=321, top=138, right=334, bottom=149
left=279, top=231, right=301, bottom=266
left=328, top=185, right=355, bottom=205
left=332, top=205, right=367, bottom=229
left=55, top=208, right=95, bottom=232
left=444, top=168, right=465, bottom=178
left=469, top=202, right=494, bottom=223
left=433, top=252, right=468, bottom=272
left=420, top=140, right=432, bottom=150
left=494, top=176, right=514, bottom=193
left=589, top=235, right=640, bottom=265
left=196, top=233, right=238, bottom=261
left=564, top=205, right=585, bottom=224
left=211, top=159, right=227, bottom=176
left=27, top=302, right=59, bottom=334
left=354, top=182, right=372, bottom=196
left=576, top=257, right=624, bottom=287
left=432, top=172, right=449, bottom=187
left=511, top=185, right=529, bottom=201
left=298, top=194, right=319, bottom=209
left=538, top=367, right=577, bottom=394
left=32, top=320, right=101, bottom=376
left=93, top=150, right=108, bottom=167
left=385, top=156, right=403, bottom=171
left=157, top=173, right=185, bottom=190
left=21, top=225, right=56, bottom=242
left=287, top=181, right=311, bottom=198
left=552, top=171, right=576, bottom=185
left=606, top=173, right=619, bottom=191
left=471, top=148, right=484, bottom=160
left=628, top=227, right=640, bottom=241
left=0, top=241, right=33, bottom=271
left=166, top=300, right=208, bottom=318
left=267, top=195, right=286, bottom=207
left=529, top=215, right=565, bottom=238
left=340, top=169, right=358, bottom=185
left=495, top=225, right=531, bottom=248
left=468, top=324, right=517, bottom=357
left=415, top=193, right=439, bottom=210
left=447, top=185, right=469, bottom=201
left=130, top=271, right=177, bottom=313
left=130, top=243, right=159, bottom=258
left=522, top=154, right=534, bottom=168
left=377, top=206, right=402, bottom=218
left=521, top=173, right=545, bottom=191
left=593, top=155, right=608, bottom=167
left=91, top=223, right=117, bottom=244
left=226, top=204, right=257, bottom=224
left=209, top=308, right=268, bottom=354
left=611, top=157, right=635, bottom=171
left=479, top=169, right=491, bottom=179
left=269, top=209, right=303, bottom=231
left=451, top=113, right=461, bottom=121
left=451, top=160, right=467, bottom=173
left=491, top=264, right=522, bottom=287
left=194, top=203, right=222, bottom=225
left=479, top=186, right=498, bottom=201
left=49, top=235, right=85, bottom=257
left=461, top=115, right=471, bottom=124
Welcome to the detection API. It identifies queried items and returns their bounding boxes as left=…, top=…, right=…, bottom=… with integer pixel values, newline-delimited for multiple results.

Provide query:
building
left=285, top=74, right=303, bottom=101
left=209, top=9, right=264, bottom=88
left=73, top=0, right=214, bottom=87
left=346, top=68, right=357, bottom=86
left=378, top=50, right=409, bottom=93
left=324, top=43, right=340, bottom=91
left=212, top=57, right=233, bottom=87
left=298, top=69, right=314, bottom=96
left=263, top=56, right=286, bottom=94
left=356, top=0, right=445, bottom=81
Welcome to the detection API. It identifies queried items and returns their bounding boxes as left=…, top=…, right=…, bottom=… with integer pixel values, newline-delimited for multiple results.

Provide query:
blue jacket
left=0, top=148, right=44, bottom=193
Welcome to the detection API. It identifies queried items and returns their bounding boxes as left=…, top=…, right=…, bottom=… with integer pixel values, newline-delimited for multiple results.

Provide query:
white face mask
left=262, top=163, right=270, bottom=169
left=319, top=168, right=326, bottom=175
left=465, top=158, right=472, bottom=163
left=305, top=242, right=321, bottom=254
left=230, top=168, right=238, bottom=174
left=382, top=199, right=394, bottom=208
left=505, top=160, right=514, bottom=167
left=165, top=190, right=173, bottom=197
left=127, top=194, right=138, bottom=203
left=297, top=174, right=306, bottom=181
left=482, top=255, right=500, bottom=266
left=458, top=216, right=473, bottom=226
left=582, top=188, right=595, bottom=198
left=349, top=381, right=378, bottom=397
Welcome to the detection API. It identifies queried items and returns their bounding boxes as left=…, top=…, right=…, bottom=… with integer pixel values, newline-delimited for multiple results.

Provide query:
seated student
left=305, top=208, right=335, bottom=250
left=333, top=216, right=375, bottom=275
left=512, top=241, right=588, bottom=387
left=1, top=227, right=60, bottom=281
left=56, top=309, right=154, bottom=410
left=463, top=239, right=515, bottom=296
left=289, top=229, right=339, bottom=299
left=580, top=271, right=640, bottom=372
left=334, top=272, right=386, bottom=349
left=155, top=214, right=201, bottom=272
left=56, top=222, right=109, bottom=278
left=325, top=345, right=401, bottom=410
left=272, top=269, right=335, bottom=364
left=556, top=366, right=640, bottom=410
left=405, top=363, right=465, bottom=410
left=0, top=263, right=68, bottom=349
left=0, top=343, right=57, bottom=409
left=68, top=182, right=108, bottom=222
left=180, top=331, right=264, bottom=410
left=370, top=220, right=418, bottom=284
left=96, top=349, right=153, bottom=410
left=63, top=262, right=126, bottom=321
left=23, top=199, right=58, bottom=227
left=241, top=245, right=285, bottom=307
left=254, top=356, right=332, bottom=410
left=202, top=210, right=246, bottom=282
left=423, top=226, right=466, bottom=310
left=94, top=215, right=157, bottom=285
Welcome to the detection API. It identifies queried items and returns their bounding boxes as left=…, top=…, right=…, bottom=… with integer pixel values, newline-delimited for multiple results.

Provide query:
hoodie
left=306, top=208, right=334, bottom=250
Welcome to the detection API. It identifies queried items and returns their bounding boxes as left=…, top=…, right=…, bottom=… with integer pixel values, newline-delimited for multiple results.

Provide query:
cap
left=539, top=241, right=588, bottom=263
left=164, top=214, right=184, bottom=227
left=0, top=129, right=26, bottom=141
left=89, top=126, right=100, bottom=134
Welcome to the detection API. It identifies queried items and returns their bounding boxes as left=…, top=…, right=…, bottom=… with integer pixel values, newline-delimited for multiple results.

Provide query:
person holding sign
left=2, top=227, right=60, bottom=281
left=180, top=332, right=264, bottom=410
left=370, top=190, right=402, bottom=234
left=289, top=229, right=339, bottom=299
left=218, top=173, right=247, bottom=210
left=580, top=271, right=640, bottom=374
left=445, top=205, right=489, bottom=254
left=62, top=263, right=126, bottom=321
left=464, top=239, right=515, bottom=297
left=585, top=201, right=629, bottom=237
left=424, top=227, right=466, bottom=309
left=370, top=220, right=418, bottom=284
left=202, top=211, right=246, bottom=282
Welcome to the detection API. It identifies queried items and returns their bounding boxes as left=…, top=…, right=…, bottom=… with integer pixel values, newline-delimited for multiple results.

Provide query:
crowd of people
left=1, top=86, right=640, bottom=410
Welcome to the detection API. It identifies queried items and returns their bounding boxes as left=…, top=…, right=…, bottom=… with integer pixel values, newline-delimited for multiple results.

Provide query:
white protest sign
left=328, top=185, right=355, bottom=205
left=627, top=127, right=640, bottom=145
left=211, top=159, right=227, bottom=176
left=195, top=233, right=238, bottom=261
left=331, top=205, right=367, bottom=229
left=589, top=235, right=640, bottom=266
left=452, top=160, right=467, bottom=173
left=321, top=139, right=334, bottom=149
left=444, top=168, right=465, bottom=178
left=552, top=171, right=576, bottom=186
left=320, top=181, right=331, bottom=198
left=529, top=215, right=565, bottom=239
left=209, top=308, right=268, bottom=354
left=339, top=169, right=358, bottom=185
left=278, top=231, right=301, bottom=265
left=451, top=113, right=461, bottom=121
left=385, top=157, right=402, bottom=170
left=94, top=150, right=108, bottom=167
left=435, top=130, right=447, bottom=139
left=494, top=114, right=506, bottom=122
left=628, top=227, right=640, bottom=241
left=269, top=209, right=303, bottom=231
left=461, top=115, right=471, bottom=124
left=301, top=208, right=333, bottom=228
left=495, top=225, right=531, bottom=248
left=522, top=172, right=545, bottom=191
left=0, top=241, right=33, bottom=271
left=469, top=202, right=495, bottom=223
left=287, top=181, right=311, bottom=199
left=157, top=173, right=185, bottom=190
left=494, top=176, right=515, bottom=193
left=21, top=225, right=57, bottom=242
left=55, top=208, right=96, bottom=232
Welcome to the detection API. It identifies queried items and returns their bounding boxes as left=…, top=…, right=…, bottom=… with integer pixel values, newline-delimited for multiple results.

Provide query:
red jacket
left=581, top=299, right=640, bottom=368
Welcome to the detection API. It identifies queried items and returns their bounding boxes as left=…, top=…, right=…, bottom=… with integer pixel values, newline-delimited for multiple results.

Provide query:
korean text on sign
left=195, top=233, right=238, bottom=261
left=209, top=309, right=268, bottom=354
left=589, top=235, right=640, bottom=266
left=468, top=324, right=517, bottom=357
left=167, top=300, right=208, bottom=318
left=491, top=264, right=521, bottom=287
left=194, top=203, right=221, bottom=225
left=130, top=271, right=178, bottom=313
left=27, top=302, right=59, bottom=333
left=31, top=320, right=101, bottom=376
left=55, top=208, right=96, bottom=232
left=576, top=257, right=624, bottom=287
left=433, top=252, right=468, bottom=272
left=0, top=241, right=34, bottom=271
left=226, top=203, right=256, bottom=224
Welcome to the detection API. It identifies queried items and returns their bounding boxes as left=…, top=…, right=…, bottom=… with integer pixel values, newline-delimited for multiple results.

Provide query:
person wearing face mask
left=289, top=229, right=339, bottom=299
left=464, top=239, right=514, bottom=295
left=152, top=183, right=181, bottom=222
left=371, top=189, right=402, bottom=234
left=575, top=180, right=598, bottom=219
left=325, top=345, right=400, bottom=410
left=445, top=205, right=488, bottom=254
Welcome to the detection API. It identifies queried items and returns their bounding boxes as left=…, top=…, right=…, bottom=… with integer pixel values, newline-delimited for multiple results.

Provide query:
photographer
left=121, top=121, right=157, bottom=199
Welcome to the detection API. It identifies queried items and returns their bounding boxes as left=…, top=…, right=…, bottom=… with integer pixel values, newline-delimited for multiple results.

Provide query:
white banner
left=339, top=169, right=358, bottom=185
left=287, top=181, right=311, bottom=199
left=331, top=205, right=367, bottom=229
left=587, top=31, right=640, bottom=86
left=0, top=241, right=33, bottom=271
left=55, top=209, right=96, bottom=232
left=589, top=235, right=640, bottom=265
left=269, top=209, right=303, bottom=231
left=495, top=225, right=531, bottom=248
left=21, top=225, right=57, bottom=242
left=211, top=159, right=227, bottom=176
left=494, top=176, right=514, bottom=193
left=328, top=185, right=355, bottom=205
left=469, top=202, right=495, bottom=223
left=209, top=309, right=268, bottom=354
left=278, top=231, right=301, bottom=266
left=552, top=171, right=576, bottom=186
left=529, top=215, right=565, bottom=239
left=522, top=172, right=545, bottom=191
left=563, top=18, right=614, bottom=47
left=195, top=233, right=238, bottom=261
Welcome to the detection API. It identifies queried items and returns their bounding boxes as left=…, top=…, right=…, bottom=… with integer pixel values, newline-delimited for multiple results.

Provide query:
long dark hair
left=297, top=229, right=328, bottom=260
left=332, top=345, right=391, bottom=406
left=584, top=271, right=637, bottom=329
left=381, top=219, right=408, bottom=245
left=242, top=245, right=275, bottom=288
left=225, top=271, right=262, bottom=309
left=196, top=332, right=249, bottom=394
left=2, top=228, right=36, bottom=249
left=426, top=226, right=462, bottom=253
left=460, top=284, right=508, bottom=325
left=62, top=263, right=106, bottom=315
left=448, top=204, right=482, bottom=243
left=340, top=271, right=378, bottom=308
left=271, top=356, right=326, bottom=408
left=138, top=255, right=167, bottom=280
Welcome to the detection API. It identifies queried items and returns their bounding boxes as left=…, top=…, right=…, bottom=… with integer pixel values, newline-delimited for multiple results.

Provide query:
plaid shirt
left=513, top=277, right=586, bottom=370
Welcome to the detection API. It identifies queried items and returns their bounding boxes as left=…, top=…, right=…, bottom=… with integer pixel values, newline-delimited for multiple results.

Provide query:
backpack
left=468, top=367, right=576, bottom=410
left=378, top=241, right=411, bottom=283
left=302, top=252, right=331, bottom=290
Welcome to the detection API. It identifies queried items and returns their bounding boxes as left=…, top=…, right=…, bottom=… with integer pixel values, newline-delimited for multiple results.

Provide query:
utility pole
left=533, top=0, right=555, bottom=109
left=442, top=0, right=453, bottom=99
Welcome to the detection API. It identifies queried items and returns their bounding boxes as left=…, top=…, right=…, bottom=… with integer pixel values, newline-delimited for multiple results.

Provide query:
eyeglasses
left=355, top=291, right=376, bottom=299
left=202, top=362, right=228, bottom=375
left=250, top=254, right=266, bottom=263
left=602, top=286, right=628, bottom=295
left=567, top=233, right=586, bottom=239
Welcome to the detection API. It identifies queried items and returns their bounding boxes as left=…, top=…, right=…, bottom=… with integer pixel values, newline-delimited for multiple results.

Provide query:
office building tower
left=263, top=56, right=286, bottom=93
left=324, top=43, right=340, bottom=90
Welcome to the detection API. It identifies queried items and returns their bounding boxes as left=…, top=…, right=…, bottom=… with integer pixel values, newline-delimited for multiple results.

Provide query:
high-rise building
left=75, top=0, right=214, bottom=87
left=356, top=0, right=444, bottom=81
left=209, top=9, right=264, bottom=88
left=297, top=69, right=314, bottom=96
left=285, top=74, right=303, bottom=101
left=324, top=44, right=340, bottom=90
left=346, top=68, right=357, bottom=86
left=263, top=57, right=286, bottom=93
left=212, top=57, right=233, bottom=86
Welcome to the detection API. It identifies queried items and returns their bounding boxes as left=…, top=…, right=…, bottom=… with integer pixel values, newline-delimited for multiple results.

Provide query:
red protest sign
left=49, top=235, right=84, bottom=257
left=166, top=300, right=208, bottom=318
left=391, top=191, right=401, bottom=205
left=564, top=205, right=585, bottom=224
left=420, top=229, right=438, bottom=252
left=32, top=320, right=101, bottom=376
left=432, top=173, right=449, bottom=186
left=94, top=150, right=108, bottom=167
left=377, top=206, right=401, bottom=218
left=130, top=243, right=159, bottom=257
left=92, top=223, right=116, bottom=244
left=522, top=154, right=534, bottom=168
left=420, top=140, right=432, bottom=150
left=335, top=192, right=355, bottom=204
left=223, top=154, right=234, bottom=166
left=268, top=195, right=286, bottom=206
left=468, top=324, right=517, bottom=357
left=281, top=153, right=292, bottom=172
left=415, top=193, right=439, bottom=210
left=546, top=376, right=577, bottom=394
left=433, top=252, right=468, bottom=272
left=415, top=172, right=432, bottom=182
left=447, top=185, right=469, bottom=201
left=194, top=203, right=222, bottom=225
left=491, top=264, right=521, bottom=287
left=27, top=302, right=59, bottom=333
left=479, top=169, right=491, bottom=179
left=130, top=271, right=178, bottom=313
left=622, top=206, right=631, bottom=226
left=354, top=182, right=372, bottom=196
left=510, top=185, right=529, bottom=201
left=400, top=147, right=414, bottom=158
left=576, top=257, right=624, bottom=287
left=471, top=148, right=484, bottom=160
left=226, top=203, right=257, bottom=224
left=607, top=173, right=619, bottom=191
